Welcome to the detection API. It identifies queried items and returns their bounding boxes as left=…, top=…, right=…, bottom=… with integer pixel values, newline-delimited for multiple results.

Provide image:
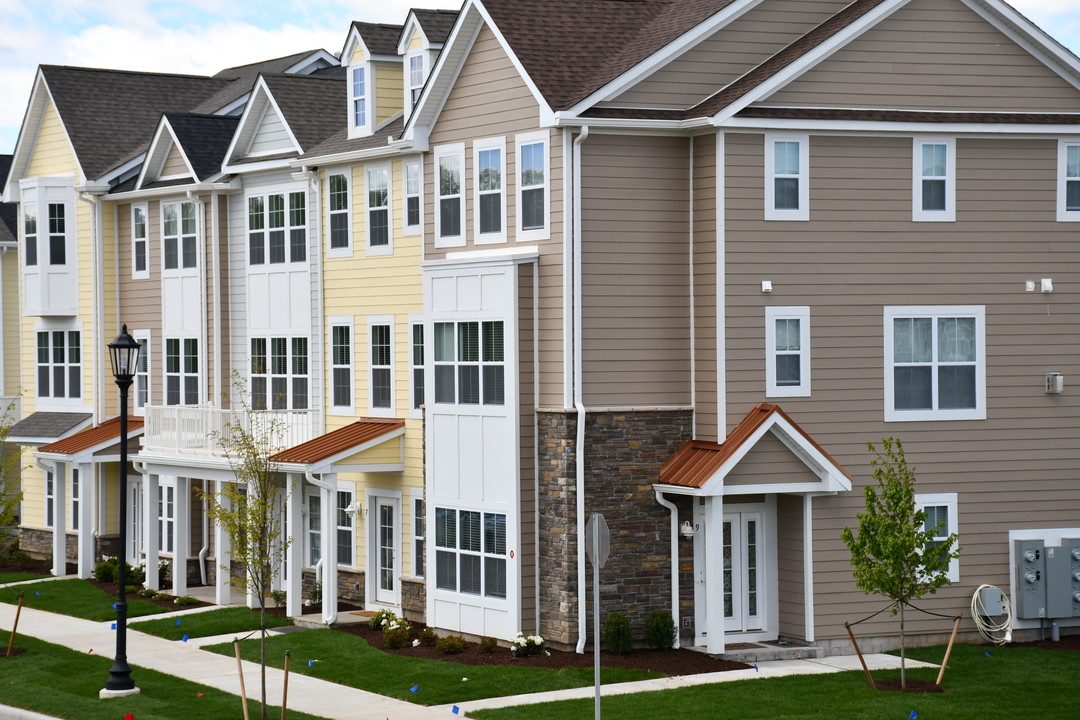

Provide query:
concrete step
left=716, top=641, right=824, bottom=663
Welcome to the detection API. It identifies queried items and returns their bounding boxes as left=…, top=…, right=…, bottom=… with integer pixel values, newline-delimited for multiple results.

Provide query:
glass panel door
left=377, top=500, right=396, bottom=603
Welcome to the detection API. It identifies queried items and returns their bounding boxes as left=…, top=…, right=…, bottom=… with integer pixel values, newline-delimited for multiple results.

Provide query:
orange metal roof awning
left=270, top=418, right=405, bottom=466
left=38, top=416, right=145, bottom=457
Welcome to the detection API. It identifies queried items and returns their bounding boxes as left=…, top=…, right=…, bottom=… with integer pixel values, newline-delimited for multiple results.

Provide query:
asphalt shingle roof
left=0, top=155, right=16, bottom=244
left=412, top=8, right=459, bottom=44
left=260, top=74, right=347, bottom=152
left=164, top=113, right=240, bottom=180
left=352, top=21, right=405, bottom=56
left=299, top=115, right=404, bottom=161
left=195, top=49, right=329, bottom=114
left=6, top=412, right=92, bottom=442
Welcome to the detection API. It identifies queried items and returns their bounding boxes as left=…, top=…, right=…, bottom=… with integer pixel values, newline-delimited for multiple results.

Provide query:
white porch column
left=143, top=473, right=160, bottom=590
left=320, top=474, right=338, bottom=625
left=76, top=462, right=94, bottom=578
left=214, top=480, right=233, bottom=606
left=173, top=476, right=190, bottom=596
left=803, top=495, right=815, bottom=643
left=705, top=494, right=725, bottom=655
left=285, top=474, right=303, bottom=619
left=52, top=463, right=67, bottom=577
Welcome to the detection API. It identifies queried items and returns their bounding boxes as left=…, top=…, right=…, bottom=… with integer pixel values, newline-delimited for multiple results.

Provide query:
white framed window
left=36, top=328, right=81, bottom=401
left=407, top=54, right=424, bottom=110
left=329, top=318, right=354, bottom=414
left=765, top=306, right=810, bottom=397
left=884, top=306, right=985, bottom=422
left=306, top=491, right=321, bottom=567
left=162, top=201, right=197, bottom=271
left=404, top=160, right=422, bottom=235
left=765, top=133, right=809, bottom=221
left=165, top=337, right=199, bottom=405
left=516, top=131, right=549, bottom=241
left=913, top=137, right=955, bottom=222
left=412, top=491, right=425, bottom=578
left=158, top=478, right=175, bottom=554
left=435, top=507, right=507, bottom=599
left=349, top=65, right=369, bottom=138
left=47, top=203, right=67, bottom=265
left=915, top=492, right=959, bottom=582
left=327, top=173, right=352, bottom=256
left=250, top=336, right=309, bottom=410
left=23, top=205, right=37, bottom=266
left=366, top=165, right=392, bottom=255
left=1057, top=140, right=1080, bottom=222
left=474, top=137, right=506, bottom=244
left=248, top=191, right=306, bottom=266
left=410, top=319, right=425, bottom=417
left=134, top=330, right=151, bottom=416
left=369, top=317, right=394, bottom=414
left=435, top=143, right=465, bottom=248
left=433, top=320, right=505, bottom=406
left=71, top=469, right=80, bottom=531
left=132, top=204, right=149, bottom=279
left=44, top=470, right=54, bottom=528
left=337, top=485, right=355, bottom=567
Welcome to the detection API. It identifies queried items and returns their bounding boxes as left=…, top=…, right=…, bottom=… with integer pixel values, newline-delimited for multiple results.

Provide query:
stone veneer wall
left=20, top=528, right=78, bottom=562
left=300, top=567, right=366, bottom=605
left=401, top=577, right=426, bottom=622
left=537, top=409, right=694, bottom=649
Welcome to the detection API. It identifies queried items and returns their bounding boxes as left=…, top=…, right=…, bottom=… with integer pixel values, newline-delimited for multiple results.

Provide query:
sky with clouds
left=1, top=0, right=1079, bottom=156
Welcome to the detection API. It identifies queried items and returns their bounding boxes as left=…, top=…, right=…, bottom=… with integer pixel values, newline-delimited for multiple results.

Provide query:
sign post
left=586, top=513, right=610, bottom=720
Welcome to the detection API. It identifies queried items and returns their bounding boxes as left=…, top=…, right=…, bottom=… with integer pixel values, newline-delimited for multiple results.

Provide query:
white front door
left=127, top=477, right=143, bottom=565
left=367, top=491, right=401, bottom=607
left=723, top=511, right=764, bottom=633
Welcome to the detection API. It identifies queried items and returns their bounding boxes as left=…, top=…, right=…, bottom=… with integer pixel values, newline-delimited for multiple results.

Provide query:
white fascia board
left=471, top=2, right=554, bottom=120
left=285, top=49, right=338, bottom=75
left=963, top=0, right=1080, bottom=91
left=222, top=77, right=302, bottom=166
left=37, top=429, right=146, bottom=465
left=95, top=154, right=146, bottom=189
left=291, top=142, right=414, bottom=168
left=724, top=115, right=1080, bottom=136
left=107, top=180, right=236, bottom=202
left=341, top=27, right=368, bottom=67
left=221, top=78, right=264, bottom=166
left=711, top=0, right=910, bottom=124
left=564, top=0, right=764, bottom=115
left=135, top=119, right=186, bottom=189
left=421, top=245, right=540, bottom=270
left=222, top=158, right=296, bottom=174
left=255, top=86, right=303, bottom=156
left=4, top=73, right=86, bottom=201
left=397, top=15, right=427, bottom=55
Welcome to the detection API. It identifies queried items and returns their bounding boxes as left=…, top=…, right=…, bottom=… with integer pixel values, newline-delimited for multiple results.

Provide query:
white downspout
left=573, top=126, right=590, bottom=654
left=188, top=191, right=208, bottom=406
left=305, top=469, right=337, bottom=625
left=77, top=191, right=104, bottom=422
left=688, top=139, right=696, bottom=438
left=304, top=167, right=325, bottom=436
left=198, top=488, right=209, bottom=586
left=210, top=191, right=222, bottom=407
left=653, top=490, right=681, bottom=649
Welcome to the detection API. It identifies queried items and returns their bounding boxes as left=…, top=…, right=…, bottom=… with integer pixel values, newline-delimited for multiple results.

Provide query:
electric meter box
left=978, top=586, right=1007, bottom=616
left=1046, top=541, right=1080, bottom=618
left=1015, top=539, right=1047, bottom=619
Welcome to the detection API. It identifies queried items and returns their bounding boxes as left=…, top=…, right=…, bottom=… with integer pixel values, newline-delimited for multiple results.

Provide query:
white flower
left=412, top=639, right=420, bottom=647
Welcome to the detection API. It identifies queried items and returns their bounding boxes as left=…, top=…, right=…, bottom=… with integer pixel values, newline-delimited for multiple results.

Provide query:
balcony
left=142, top=405, right=316, bottom=458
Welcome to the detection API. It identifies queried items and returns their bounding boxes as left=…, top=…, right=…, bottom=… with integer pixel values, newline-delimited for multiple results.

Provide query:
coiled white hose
left=971, top=584, right=1012, bottom=646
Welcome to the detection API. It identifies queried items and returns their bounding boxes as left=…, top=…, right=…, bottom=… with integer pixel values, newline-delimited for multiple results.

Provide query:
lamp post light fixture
left=101, top=324, right=141, bottom=699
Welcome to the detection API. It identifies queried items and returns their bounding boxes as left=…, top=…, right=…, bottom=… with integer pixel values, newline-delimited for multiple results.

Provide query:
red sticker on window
left=510, top=550, right=514, bottom=559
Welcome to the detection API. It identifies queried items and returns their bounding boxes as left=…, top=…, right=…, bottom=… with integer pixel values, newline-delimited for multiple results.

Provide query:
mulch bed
left=337, top=620, right=751, bottom=676
left=265, top=601, right=363, bottom=617
left=874, top=678, right=945, bottom=694
left=0, top=557, right=76, bottom=576
left=1006, top=633, right=1080, bottom=652
left=86, top=579, right=213, bottom=612
left=0, top=647, right=27, bottom=657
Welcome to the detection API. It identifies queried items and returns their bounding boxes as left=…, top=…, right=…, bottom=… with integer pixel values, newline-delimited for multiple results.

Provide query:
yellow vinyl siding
left=407, top=30, right=424, bottom=52
left=26, top=100, right=79, bottom=179
left=350, top=43, right=368, bottom=65
left=21, top=465, right=47, bottom=529
left=2, top=252, right=19, bottom=393
left=375, top=63, right=404, bottom=125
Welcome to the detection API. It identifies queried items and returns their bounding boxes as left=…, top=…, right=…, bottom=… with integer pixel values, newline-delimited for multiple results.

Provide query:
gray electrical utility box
left=1015, top=539, right=1046, bottom=619
left=978, top=585, right=1007, bottom=616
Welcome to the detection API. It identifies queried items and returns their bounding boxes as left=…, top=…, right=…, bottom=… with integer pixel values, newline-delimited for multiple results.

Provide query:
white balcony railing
left=142, top=405, right=316, bottom=458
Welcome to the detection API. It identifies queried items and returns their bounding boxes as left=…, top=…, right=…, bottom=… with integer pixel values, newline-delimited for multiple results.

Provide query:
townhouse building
left=3, top=0, right=1080, bottom=659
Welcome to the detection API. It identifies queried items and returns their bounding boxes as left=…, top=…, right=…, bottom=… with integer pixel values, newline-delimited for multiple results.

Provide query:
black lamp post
left=103, top=324, right=141, bottom=696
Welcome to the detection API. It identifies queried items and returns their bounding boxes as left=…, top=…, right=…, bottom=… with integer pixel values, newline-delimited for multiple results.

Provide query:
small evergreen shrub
left=383, top=619, right=412, bottom=649
left=602, top=613, right=633, bottom=655
left=175, top=595, right=200, bottom=607
left=138, top=588, right=157, bottom=599
left=270, top=590, right=287, bottom=607
left=94, top=558, right=118, bottom=584
left=435, top=634, right=467, bottom=654
left=307, top=582, right=322, bottom=604
left=645, top=610, right=676, bottom=650
left=479, top=636, right=498, bottom=653
left=419, top=626, right=438, bottom=646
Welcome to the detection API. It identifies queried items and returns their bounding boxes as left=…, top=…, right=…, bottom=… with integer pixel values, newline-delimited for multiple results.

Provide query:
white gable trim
left=222, top=77, right=301, bottom=169
left=284, top=49, right=338, bottom=75
left=341, top=27, right=369, bottom=67
left=3, top=72, right=84, bottom=201
left=397, top=14, right=429, bottom=55
left=564, top=0, right=764, bottom=116
left=135, top=118, right=196, bottom=190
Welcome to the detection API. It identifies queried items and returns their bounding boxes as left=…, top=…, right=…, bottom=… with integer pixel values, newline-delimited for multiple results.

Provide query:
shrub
left=369, top=608, right=401, bottom=631
left=479, top=636, right=498, bottom=653
left=94, top=558, right=118, bottom=584
left=602, top=613, right=633, bottom=655
left=419, top=626, right=438, bottom=646
left=153, top=591, right=171, bottom=601
left=384, top=623, right=411, bottom=649
left=138, top=588, right=157, bottom=599
left=307, top=582, right=322, bottom=605
left=645, top=610, right=676, bottom=650
left=270, top=590, right=287, bottom=607
left=175, top=595, right=200, bottom=607
left=125, top=585, right=140, bottom=595
left=436, top=634, right=467, bottom=654
left=510, top=632, right=547, bottom=658
left=157, top=560, right=169, bottom=586
left=0, top=547, right=29, bottom=567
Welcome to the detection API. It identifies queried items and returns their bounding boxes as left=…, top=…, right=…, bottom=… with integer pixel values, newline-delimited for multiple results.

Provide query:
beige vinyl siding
left=116, top=201, right=163, bottom=409
left=776, top=493, right=805, bottom=640
left=580, top=134, right=690, bottom=407
left=161, top=144, right=189, bottom=177
left=725, top=431, right=819, bottom=487
left=724, top=130, right=1080, bottom=642
left=764, top=0, right=1080, bottom=112
left=610, top=0, right=850, bottom=110
left=693, top=133, right=719, bottom=441
left=518, top=262, right=537, bottom=632
left=426, top=23, right=566, bottom=409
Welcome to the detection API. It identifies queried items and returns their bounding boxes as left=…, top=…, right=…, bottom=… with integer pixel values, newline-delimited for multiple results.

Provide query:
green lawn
left=0, top=630, right=329, bottom=720
left=469, top=643, right=1079, bottom=720
left=0, top=579, right=168, bottom=622
left=0, top=570, right=51, bottom=584
left=132, top=606, right=292, bottom=640
left=206, top=629, right=659, bottom=706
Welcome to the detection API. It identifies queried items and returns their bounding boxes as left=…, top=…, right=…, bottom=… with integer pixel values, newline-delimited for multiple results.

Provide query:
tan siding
left=518, top=263, right=537, bottom=631
left=611, top=0, right=850, bottom=109
left=725, top=130, right=1080, bottom=641
left=726, top=431, right=820, bottom=487
left=161, top=144, right=189, bottom=178
left=580, top=134, right=690, bottom=407
left=764, top=0, right=1080, bottom=112
left=693, top=133, right=718, bottom=440
left=426, top=24, right=566, bottom=409
left=777, top=493, right=805, bottom=639
left=116, top=201, right=163, bottom=409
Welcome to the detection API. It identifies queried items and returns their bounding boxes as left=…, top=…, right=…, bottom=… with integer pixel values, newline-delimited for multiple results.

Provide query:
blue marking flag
left=34, top=592, right=40, bottom=597
left=985, top=650, right=992, bottom=657
left=410, top=685, right=419, bottom=693
left=176, top=619, right=182, bottom=626
left=753, top=664, right=759, bottom=672
left=452, top=707, right=460, bottom=715
left=910, top=711, right=918, bottom=719
left=181, top=635, right=189, bottom=643
left=112, top=603, right=118, bottom=609
left=111, top=623, right=116, bottom=630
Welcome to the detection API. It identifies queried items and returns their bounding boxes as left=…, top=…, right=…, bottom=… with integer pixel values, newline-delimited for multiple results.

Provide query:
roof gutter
left=573, top=125, right=589, bottom=654
left=289, top=141, right=417, bottom=169
left=107, top=179, right=238, bottom=202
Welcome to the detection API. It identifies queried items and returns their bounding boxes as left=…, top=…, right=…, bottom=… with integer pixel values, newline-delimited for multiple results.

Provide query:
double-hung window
left=369, top=319, right=393, bottom=412
left=913, top=137, right=955, bottom=221
left=408, top=54, right=424, bottom=110
left=1057, top=140, right=1080, bottom=221
left=134, top=331, right=150, bottom=415
left=433, top=321, right=505, bottom=406
left=48, top=203, right=66, bottom=264
left=24, top=207, right=37, bottom=266
left=884, top=306, right=985, bottom=422
left=765, top=134, right=809, bottom=221
left=44, top=471, right=54, bottom=528
left=330, top=319, right=353, bottom=412
left=410, top=321, right=425, bottom=412
left=165, top=337, right=199, bottom=405
left=435, top=507, right=507, bottom=599
left=159, top=479, right=175, bottom=554
left=435, top=143, right=464, bottom=247
left=413, top=495, right=425, bottom=578
left=250, top=336, right=309, bottom=410
left=765, top=307, right=810, bottom=397
left=366, top=165, right=391, bottom=253
left=37, top=329, right=81, bottom=400
left=350, top=65, right=368, bottom=136
left=132, top=205, right=149, bottom=278
left=71, top=469, right=80, bottom=531
left=337, top=487, right=355, bottom=567
left=306, top=493, right=321, bottom=566
left=915, top=493, right=959, bottom=582
left=162, top=201, right=197, bottom=270
left=248, top=192, right=306, bottom=265
left=404, top=161, right=422, bottom=234
left=474, top=137, right=506, bottom=243
left=328, top=173, right=351, bottom=253
left=516, top=131, right=549, bottom=240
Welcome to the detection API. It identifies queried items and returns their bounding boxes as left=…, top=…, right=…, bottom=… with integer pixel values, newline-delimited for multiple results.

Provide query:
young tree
left=841, top=437, right=960, bottom=688
left=202, top=381, right=292, bottom=720
left=0, top=398, right=24, bottom=557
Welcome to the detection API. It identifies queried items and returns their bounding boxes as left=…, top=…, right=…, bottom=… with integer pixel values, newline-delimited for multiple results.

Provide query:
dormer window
left=350, top=65, right=369, bottom=136
left=408, top=55, right=424, bottom=110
